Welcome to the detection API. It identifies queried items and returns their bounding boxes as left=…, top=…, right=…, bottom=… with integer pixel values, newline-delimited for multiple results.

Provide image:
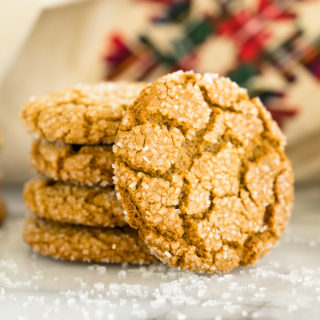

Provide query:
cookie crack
left=118, top=157, right=171, bottom=180
left=123, top=186, right=182, bottom=241
left=239, top=167, right=287, bottom=263
left=198, top=85, right=244, bottom=114
left=262, top=168, right=286, bottom=226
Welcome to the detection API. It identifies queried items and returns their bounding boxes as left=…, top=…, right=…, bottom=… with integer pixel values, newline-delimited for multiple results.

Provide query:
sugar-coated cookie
left=114, top=71, right=294, bottom=273
left=21, top=82, right=146, bottom=145
left=24, top=177, right=126, bottom=227
left=30, top=139, right=114, bottom=187
left=23, top=215, right=158, bottom=264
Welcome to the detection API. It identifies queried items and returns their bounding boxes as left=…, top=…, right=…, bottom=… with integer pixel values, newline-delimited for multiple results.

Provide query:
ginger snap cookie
left=24, top=177, right=126, bottom=227
left=21, top=82, right=146, bottom=145
left=30, top=139, right=114, bottom=186
left=113, top=71, right=294, bottom=273
left=23, top=215, right=158, bottom=264
left=0, top=197, right=6, bottom=223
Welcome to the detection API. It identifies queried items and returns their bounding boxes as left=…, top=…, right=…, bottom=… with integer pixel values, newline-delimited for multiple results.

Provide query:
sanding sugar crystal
left=0, top=217, right=319, bottom=319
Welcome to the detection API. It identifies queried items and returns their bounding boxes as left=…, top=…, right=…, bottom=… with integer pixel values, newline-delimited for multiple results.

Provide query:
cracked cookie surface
left=24, top=177, right=126, bottom=227
left=114, top=71, right=294, bottom=273
left=21, top=82, right=146, bottom=145
left=23, top=215, right=158, bottom=264
left=31, top=139, right=114, bottom=186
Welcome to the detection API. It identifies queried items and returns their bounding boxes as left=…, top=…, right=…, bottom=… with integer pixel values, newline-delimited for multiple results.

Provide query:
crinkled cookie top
left=114, top=71, right=294, bottom=273
left=21, top=82, right=146, bottom=145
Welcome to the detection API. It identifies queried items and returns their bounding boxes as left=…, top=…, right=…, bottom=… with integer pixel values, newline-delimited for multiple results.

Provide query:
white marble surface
left=0, top=185, right=319, bottom=320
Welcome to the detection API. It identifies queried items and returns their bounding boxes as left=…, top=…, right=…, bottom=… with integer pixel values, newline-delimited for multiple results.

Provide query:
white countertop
left=0, top=185, right=319, bottom=320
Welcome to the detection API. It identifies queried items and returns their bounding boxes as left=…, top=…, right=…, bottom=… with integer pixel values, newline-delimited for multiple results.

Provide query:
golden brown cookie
left=21, top=82, right=146, bottom=145
left=30, top=139, right=114, bottom=186
left=114, top=71, right=294, bottom=273
left=24, top=177, right=126, bottom=227
left=23, top=215, right=158, bottom=264
left=0, top=197, right=6, bottom=223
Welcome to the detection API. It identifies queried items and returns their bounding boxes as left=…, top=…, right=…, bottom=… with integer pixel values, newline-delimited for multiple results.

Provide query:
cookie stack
left=21, top=82, right=157, bottom=264
left=0, top=134, right=6, bottom=224
left=21, top=72, right=294, bottom=274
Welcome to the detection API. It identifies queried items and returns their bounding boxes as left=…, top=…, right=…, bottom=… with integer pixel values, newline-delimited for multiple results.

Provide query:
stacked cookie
left=0, top=134, right=6, bottom=224
left=21, top=82, right=157, bottom=264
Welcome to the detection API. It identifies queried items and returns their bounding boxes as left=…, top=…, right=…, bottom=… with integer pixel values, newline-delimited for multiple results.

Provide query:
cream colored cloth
left=0, top=0, right=146, bottom=183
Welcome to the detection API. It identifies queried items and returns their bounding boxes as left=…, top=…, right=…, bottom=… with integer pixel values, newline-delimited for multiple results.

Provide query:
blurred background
left=0, top=0, right=320, bottom=185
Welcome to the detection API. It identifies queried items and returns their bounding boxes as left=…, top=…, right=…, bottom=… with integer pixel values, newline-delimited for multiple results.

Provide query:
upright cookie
left=21, top=82, right=146, bottom=145
left=114, top=71, right=294, bottom=273
left=24, top=178, right=126, bottom=227
left=0, top=197, right=6, bottom=224
left=23, top=215, right=158, bottom=264
left=30, top=139, right=114, bottom=186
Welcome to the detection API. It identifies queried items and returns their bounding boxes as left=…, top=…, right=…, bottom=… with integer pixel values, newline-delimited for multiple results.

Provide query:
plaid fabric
left=104, top=0, right=320, bottom=130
